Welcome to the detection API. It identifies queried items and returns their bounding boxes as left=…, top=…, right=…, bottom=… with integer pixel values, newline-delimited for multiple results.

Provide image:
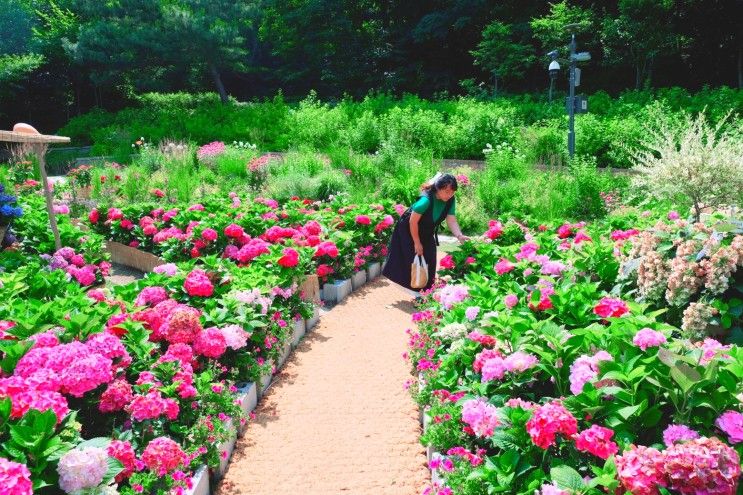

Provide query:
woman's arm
left=410, top=212, right=424, bottom=255
left=446, top=214, right=469, bottom=243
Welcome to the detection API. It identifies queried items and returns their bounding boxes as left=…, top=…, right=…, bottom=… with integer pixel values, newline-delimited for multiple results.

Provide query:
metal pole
left=549, top=79, right=554, bottom=103
left=568, top=33, right=576, bottom=158
left=36, top=144, right=62, bottom=250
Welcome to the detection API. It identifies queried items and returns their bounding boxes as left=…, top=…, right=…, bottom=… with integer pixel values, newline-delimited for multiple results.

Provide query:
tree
left=471, top=21, right=535, bottom=95
left=530, top=1, right=596, bottom=57
left=600, top=0, right=683, bottom=89
left=68, top=0, right=258, bottom=103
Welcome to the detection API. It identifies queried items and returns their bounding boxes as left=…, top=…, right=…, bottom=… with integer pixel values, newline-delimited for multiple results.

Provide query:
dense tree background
left=1, top=0, right=741, bottom=130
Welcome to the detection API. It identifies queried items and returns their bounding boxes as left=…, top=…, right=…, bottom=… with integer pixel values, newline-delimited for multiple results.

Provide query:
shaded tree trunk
left=209, top=64, right=229, bottom=103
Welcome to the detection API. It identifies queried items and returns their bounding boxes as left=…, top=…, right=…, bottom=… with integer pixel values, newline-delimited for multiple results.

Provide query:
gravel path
left=216, top=276, right=429, bottom=495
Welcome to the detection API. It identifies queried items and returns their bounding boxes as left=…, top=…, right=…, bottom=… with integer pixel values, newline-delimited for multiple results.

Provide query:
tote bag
left=410, top=255, right=429, bottom=289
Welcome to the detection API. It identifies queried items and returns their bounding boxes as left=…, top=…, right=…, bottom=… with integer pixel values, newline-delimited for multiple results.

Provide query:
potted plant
left=67, top=164, right=94, bottom=198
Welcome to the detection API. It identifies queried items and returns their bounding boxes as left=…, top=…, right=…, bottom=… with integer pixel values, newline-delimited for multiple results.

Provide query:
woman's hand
left=456, top=234, right=470, bottom=243
left=414, top=242, right=424, bottom=256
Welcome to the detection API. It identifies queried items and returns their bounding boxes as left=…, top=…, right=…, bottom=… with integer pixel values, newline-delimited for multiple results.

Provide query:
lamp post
left=549, top=25, right=590, bottom=158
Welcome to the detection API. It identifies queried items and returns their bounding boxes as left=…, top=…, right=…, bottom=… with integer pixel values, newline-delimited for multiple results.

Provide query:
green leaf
left=670, top=364, right=701, bottom=394
left=616, top=404, right=642, bottom=420
left=550, top=465, right=585, bottom=491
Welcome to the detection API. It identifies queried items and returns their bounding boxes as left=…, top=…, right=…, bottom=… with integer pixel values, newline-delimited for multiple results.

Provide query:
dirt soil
left=216, top=276, right=430, bottom=495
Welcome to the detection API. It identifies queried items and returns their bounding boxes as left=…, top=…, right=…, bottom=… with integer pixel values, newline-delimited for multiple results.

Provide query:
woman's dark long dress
left=382, top=191, right=453, bottom=292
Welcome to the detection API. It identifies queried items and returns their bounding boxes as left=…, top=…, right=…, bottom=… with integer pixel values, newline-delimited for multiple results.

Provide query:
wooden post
left=35, top=143, right=62, bottom=250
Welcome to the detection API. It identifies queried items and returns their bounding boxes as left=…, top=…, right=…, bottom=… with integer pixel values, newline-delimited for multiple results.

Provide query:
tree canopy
left=1, top=0, right=741, bottom=129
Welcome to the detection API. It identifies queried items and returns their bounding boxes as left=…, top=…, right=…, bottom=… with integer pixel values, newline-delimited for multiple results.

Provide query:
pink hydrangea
left=504, top=398, right=538, bottom=410
left=715, top=410, right=743, bottom=444
left=699, top=338, right=732, bottom=365
left=473, top=348, right=502, bottom=373
left=439, top=255, right=455, bottom=269
left=142, top=437, right=187, bottom=476
left=460, top=398, right=500, bottom=437
left=0, top=376, right=69, bottom=423
left=574, top=424, right=618, bottom=459
left=0, top=457, right=33, bottom=495
left=127, top=390, right=179, bottom=421
left=484, top=220, right=503, bottom=240
left=184, top=269, right=214, bottom=297
left=504, top=294, right=518, bottom=308
left=664, top=437, right=740, bottom=495
left=663, top=424, right=700, bottom=447
left=541, top=260, right=567, bottom=276
left=60, top=353, right=114, bottom=397
left=633, top=328, right=667, bottom=351
left=615, top=445, right=667, bottom=495
left=193, top=327, right=227, bottom=358
left=593, top=297, right=629, bottom=318
left=162, top=343, right=194, bottom=365
left=277, top=248, right=300, bottom=268
left=86, top=332, right=131, bottom=369
left=30, top=329, right=60, bottom=348
left=99, top=379, right=134, bottom=413
left=539, top=485, right=568, bottom=495
left=526, top=401, right=578, bottom=449
left=436, top=284, right=469, bottom=310
left=57, top=446, right=109, bottom=494
left=221, top=325, right=250, bottom=350
left=481, top=356, right=507, bottom=381
left=495, top=258, right=514, bottom=275
left=355, top=215, right=371, bottom=225
left=135, top=286, right=169, bottom=307
left=197, top=141, right=225, bottom=160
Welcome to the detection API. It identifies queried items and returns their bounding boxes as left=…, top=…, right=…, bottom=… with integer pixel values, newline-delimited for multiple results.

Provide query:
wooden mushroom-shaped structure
left=0, top=123, right=71, bottom=250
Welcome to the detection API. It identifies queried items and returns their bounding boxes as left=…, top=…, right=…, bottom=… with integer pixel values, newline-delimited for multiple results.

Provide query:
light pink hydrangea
left=464, top=306, right=480, bottom=321
left=0, top=457, right=32, bottom=495
left=436, top=284, right=469, bottom=310
left=569, top=350, right=613, bottom=395
left=221, top=325, right=250, bottom=350
left=503, top=351, right=538, bottom=373
left=57, top=446, right=109, bottom=494
left=153, top=263, right=178, bottom=276
left=539, top=484, right=568, bottom=495
left=504, top=294, right=518, bottom=308
left=700, top=338, right=732, bottom=365
left=460, top=398, right=500, bottom=437
left=633, top=328, right=667, bottom=351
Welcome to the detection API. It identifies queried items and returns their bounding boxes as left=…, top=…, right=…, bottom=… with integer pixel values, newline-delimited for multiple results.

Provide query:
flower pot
left=351, top=270, right=367, bottom=290
left=367, top=261, right=382, bottom=280
left=322, top=278, right=352, bottom=303
left=185, top=465, right=210, bottom=495
left=292, top=318, right=306, bottom=348
left=236, top=382, right=257, bottom=424
left=105, top=241, right=166, bottom=273
left=214, top=419, right=237, bottom=479
left=258, top=360, right=274, bottom=398
left=306, top=307, right=320, bottom=331
left=278, top=340, right=292, bottom=368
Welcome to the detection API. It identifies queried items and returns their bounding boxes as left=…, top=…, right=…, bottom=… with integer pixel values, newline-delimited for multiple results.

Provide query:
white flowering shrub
left=631, top=112, right=743, bottom=221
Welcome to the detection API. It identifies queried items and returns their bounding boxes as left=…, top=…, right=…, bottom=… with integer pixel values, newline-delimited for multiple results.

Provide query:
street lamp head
left=548, top=60, right=561, bottom=72
left=571, top=51, right=591, bottom=62
left=547, top=50, right=559, bottom=60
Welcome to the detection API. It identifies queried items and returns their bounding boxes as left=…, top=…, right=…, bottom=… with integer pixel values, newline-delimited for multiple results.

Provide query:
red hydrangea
left=593, top=297, right=629, bottom=318
left=201, top=228, right=218, bottom=242
left=224, top=223, right=245, bottom=238
left=278, top=248, right=300, bottom=268
left=439, top=255, right=455, bottom=269
left=355, top=215, right=371, bottom=225
left=107, top=440, right=136, bottom=482
left=88, top=209, right=99, bottom=224
left=184, top=269, right=214, bottom=297
left=141, top=437, right=187, bottom=476
left=526, top=401, right=578, bottom=449
left=573, top=424, right=618, bottom=459
left=163, top=306, right=202, bottom=344
left=314, top=241, right=339, bottom=258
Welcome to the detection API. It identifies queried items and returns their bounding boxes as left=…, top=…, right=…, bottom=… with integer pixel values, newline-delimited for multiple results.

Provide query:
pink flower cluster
left=127, top=389, right=179, bottom=421
left=615, top=445, right=668, bottom=495
left=45, top=247, right=108, bottom=286
left=436, top=284, right=469, bottom=310
left=664, top=437, right=740, bottom=495
left=480, top=351, right=539, bottom=382
left=193, top=326, right=227, bottom=358
left=526, top=401, right=578, bottom=449
left=699, top=338, right=732, bottom=365
left=569, top=350, right=613, bottom=395
left=715, top=410, right=743, bottom=444
left=632, top=328, right=667, bottom=351
left=141, top=437, right=187, bottom=476
left=484, top=220, right=503, bottom=240
left=197, top=141, right=226, bottom=160
left=0, top=457, right=33, bottom=495
left=439, top=255, right=455, bottom=270
left=663, top=424, right=700, bottom=447
left=278, top=248, right=300, bottom=268
left=574, top=424, right=618, bottom=459
left=593, top=297, right=629, bottom=318
left=184, top=269, right=214, bottom=297
left=107, top=440, right=137, bottom=482
left=135, top=286, right=169, bottom=306
left=57, top=446, right=109, bottom=494
left=460, top=398, right=500, bottom=437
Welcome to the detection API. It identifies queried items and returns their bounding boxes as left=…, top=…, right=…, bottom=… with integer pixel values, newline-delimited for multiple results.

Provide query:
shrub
left=631, top=111, right=743, bottom=221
